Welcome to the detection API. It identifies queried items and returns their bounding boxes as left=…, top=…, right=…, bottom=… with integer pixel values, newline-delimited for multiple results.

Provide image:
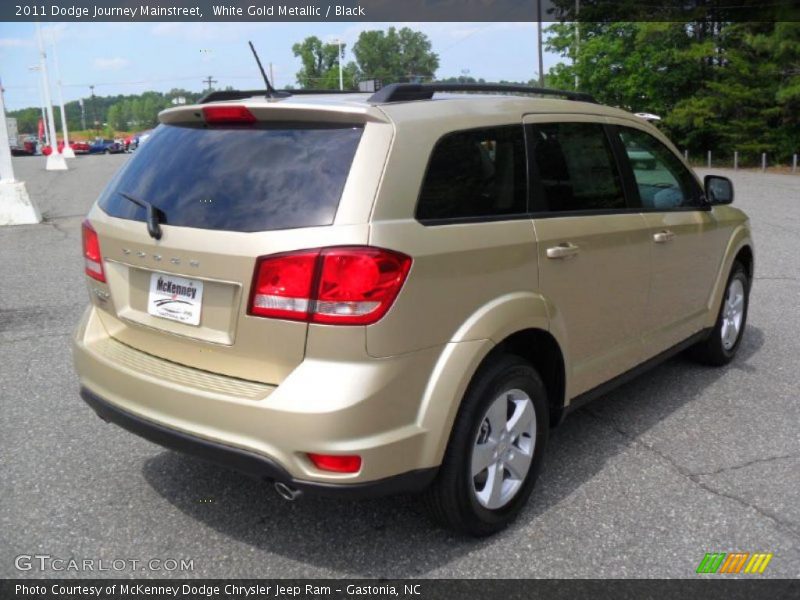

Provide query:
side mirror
left=704, top=175, right=734, bottom=205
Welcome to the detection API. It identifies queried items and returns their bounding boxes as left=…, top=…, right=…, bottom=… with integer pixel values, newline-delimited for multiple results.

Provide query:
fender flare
left=704, top=225, right=754, bottom=328
left=415, top=292, right=567, bottom=465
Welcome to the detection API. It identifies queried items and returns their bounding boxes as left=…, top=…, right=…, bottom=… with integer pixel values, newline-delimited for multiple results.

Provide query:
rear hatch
left=86, top=101, right=380, bottom=385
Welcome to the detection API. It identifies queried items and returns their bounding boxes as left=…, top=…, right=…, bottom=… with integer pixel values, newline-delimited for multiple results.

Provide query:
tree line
left=8, top=22, right=799, bottom=164
left=546, top=22, right=800, bottom=163
left=9, top=89, right=206, bottom=136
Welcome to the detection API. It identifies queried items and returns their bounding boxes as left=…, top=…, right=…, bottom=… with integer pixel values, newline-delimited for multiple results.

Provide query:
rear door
left=524, top=116, right=651, bottom=397
left=87, top=115, right=374, bottom=385
left=612, top=124, right=722, bottom=354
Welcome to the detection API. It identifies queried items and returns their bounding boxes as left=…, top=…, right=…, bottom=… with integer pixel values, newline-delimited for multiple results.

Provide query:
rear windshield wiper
left=118, top=191, right=165, bottom=240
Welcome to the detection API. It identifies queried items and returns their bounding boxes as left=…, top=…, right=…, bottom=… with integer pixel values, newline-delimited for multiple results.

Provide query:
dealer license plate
left=146, top=272, right=204, bottom=326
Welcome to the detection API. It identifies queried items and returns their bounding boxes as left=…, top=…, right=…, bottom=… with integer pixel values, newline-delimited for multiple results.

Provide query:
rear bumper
left=81, top=387, right=436, bottom=498
left=73, top=305, right=443, bottom=493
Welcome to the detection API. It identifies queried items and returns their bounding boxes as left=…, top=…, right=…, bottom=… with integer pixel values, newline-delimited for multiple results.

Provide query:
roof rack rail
left=198, top=88, right=367, bottom=104
left=367, top=83, right=596, bottom=104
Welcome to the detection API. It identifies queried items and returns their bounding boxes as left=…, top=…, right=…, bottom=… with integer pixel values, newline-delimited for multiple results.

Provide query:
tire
left=689, top=261, right=749, bottom=366
left=425, top=354, right=549, bottom=537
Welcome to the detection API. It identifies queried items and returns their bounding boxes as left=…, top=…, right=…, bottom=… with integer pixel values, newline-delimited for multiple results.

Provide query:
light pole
left=35, top=22, right=67, bottom=170
left=28, top=65, right=48, bottom=148
left=331, top=39, right=344, bottom=90
left=0, top=78, right=41, bottom=225
left=49, top=30, right=74, bottom=158
left=574, top=0, right=580, bottom=90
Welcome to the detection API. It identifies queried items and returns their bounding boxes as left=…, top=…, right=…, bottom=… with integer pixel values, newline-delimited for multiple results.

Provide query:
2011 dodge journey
left=73, top=83, right=753, bottom=536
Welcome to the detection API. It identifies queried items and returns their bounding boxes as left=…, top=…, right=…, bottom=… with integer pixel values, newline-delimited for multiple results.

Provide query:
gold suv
left=73, top=83, right=753, bottom=536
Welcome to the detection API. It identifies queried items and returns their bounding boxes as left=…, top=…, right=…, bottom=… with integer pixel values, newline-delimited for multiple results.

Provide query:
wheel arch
left=705, top=225, right=754, bottom=328
left=734, top=244, right=754, bottom=281
left=417, top=292, right=570, bottom=467
left=490, top=329, right=567, bottom=428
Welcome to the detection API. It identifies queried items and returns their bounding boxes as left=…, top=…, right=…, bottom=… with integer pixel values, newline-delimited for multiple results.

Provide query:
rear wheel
left=690, top=261, right=749, bottom=366
left=425, top=355, right=548, bottom=536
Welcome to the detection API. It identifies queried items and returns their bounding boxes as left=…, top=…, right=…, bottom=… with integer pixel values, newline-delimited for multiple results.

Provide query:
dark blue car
left=88, top=139, right=125, bottom=154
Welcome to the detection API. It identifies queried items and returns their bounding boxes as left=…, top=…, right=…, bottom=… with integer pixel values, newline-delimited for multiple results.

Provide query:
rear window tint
left=529, top=122, right=626, bottom=213
left=97, top=122, right=364, bottom=233
left=416, top=125, right=527, bottom=222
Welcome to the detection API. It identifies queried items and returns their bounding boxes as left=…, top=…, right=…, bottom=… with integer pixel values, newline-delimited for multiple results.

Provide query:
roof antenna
left=248, top=41, right=287, bottom=98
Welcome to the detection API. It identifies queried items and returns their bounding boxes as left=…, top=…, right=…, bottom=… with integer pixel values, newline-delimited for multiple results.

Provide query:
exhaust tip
left=274, top=481, right=302, bottom=501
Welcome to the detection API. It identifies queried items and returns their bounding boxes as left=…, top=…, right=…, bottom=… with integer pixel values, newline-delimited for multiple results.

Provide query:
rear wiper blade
left=118, top=191, right=165, bottom=240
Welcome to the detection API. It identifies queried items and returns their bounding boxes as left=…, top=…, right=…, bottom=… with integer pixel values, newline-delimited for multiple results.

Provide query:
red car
left=42, top=140, right=91, bottom=155
left=70, top=140, right=91, bottom=154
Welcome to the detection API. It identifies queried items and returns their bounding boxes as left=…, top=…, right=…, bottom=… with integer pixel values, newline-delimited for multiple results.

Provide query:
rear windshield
left=97, top=122, right=364, bottom=232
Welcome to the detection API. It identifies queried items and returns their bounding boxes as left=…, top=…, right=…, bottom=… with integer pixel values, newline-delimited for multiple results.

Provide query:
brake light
left=82, top=220, right=105, bottom=282
left=248, top=247, right=412, bottom=325
left=202, top=105, right=256, bottom=124
left=249, top=250, right=318, bottom=321
left=307, top=453, right=362, bottom=473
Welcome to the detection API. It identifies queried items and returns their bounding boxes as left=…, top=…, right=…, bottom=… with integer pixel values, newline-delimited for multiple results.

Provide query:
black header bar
left=4, top=0, right=800, bottom=23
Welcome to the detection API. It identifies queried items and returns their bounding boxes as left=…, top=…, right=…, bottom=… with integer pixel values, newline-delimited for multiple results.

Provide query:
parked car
left=42, top=140, right=92, bottom=156
left=74, top=84, right=753, bottom=536
left=88, top=139, right=116, bottom=154
left=106, top=141, right=126, bottom=154
left=70, top=140, right=91, bottom=155
left=10, top=138, right=37, bottom=156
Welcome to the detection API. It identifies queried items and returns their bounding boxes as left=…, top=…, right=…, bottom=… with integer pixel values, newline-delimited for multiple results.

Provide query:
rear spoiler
left=158, top=100, right=389, bottom=126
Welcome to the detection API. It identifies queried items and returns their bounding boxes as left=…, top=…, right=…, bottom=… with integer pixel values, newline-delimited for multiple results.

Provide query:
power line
left=203, top=75, right=218, bottom=91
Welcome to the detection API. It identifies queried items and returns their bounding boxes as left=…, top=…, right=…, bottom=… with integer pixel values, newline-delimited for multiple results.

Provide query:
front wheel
left=425, top=355, right=549, bottom=536
left=690, top=261, right=750, bottom=366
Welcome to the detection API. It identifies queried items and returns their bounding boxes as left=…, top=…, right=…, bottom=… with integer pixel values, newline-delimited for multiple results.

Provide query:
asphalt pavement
left=1, top=155, right=798, bottom=578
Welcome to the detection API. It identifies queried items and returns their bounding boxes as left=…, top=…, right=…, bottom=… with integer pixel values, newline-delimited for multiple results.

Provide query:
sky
left=0, top=21, right=565, bottom=111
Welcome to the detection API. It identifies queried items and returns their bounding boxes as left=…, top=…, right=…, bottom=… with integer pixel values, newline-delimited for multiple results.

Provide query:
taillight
left=307, top=453, right=362, bottom=473
left=249, top=250, right=318, bottom=321
left=202, top=105, right=256, bottom=124
left=248, top=247, right=412, bottom=325
left=82, top=220, right=105, bottom=282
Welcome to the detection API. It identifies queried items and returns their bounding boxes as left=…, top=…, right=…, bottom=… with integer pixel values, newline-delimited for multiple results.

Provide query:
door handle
left=546, top=242, right=580, bottom=259
left=653, top=230, right=676, bottom=243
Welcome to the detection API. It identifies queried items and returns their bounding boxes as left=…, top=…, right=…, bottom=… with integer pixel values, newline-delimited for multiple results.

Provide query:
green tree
left=292, top=36, right=358, bottom=89
left=545, top=21, right=800, bottom=162
left=352, top=27, right=439, bottom=83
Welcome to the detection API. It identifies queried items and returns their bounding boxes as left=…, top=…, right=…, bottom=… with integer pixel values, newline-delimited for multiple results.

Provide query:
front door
left=525, top=117, right=651, bottom=398
left=613, top=124, right=723, bottom=354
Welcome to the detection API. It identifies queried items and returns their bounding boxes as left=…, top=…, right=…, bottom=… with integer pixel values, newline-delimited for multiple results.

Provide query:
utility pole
left=89, top=84, right=98, bottom=136
left=536, top=0, right=544, bottom=87
left=203, top=75, right=217, bottom=91
left=79, top=98, right=85, bottom=131
left=35, top=22, right=66, bottom=171
left=50, top=30, right=73, bottom=158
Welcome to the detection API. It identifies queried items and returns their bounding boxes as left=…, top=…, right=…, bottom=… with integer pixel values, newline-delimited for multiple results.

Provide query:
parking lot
left=1, top=155, right=798, bottom=578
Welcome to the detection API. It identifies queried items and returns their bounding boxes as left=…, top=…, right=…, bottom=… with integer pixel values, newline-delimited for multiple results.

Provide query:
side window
left=618, top=127, right=703, bottom=209
left=416, top=126, right=527, bottom=221
left=529, top=122, right=626, bottom=213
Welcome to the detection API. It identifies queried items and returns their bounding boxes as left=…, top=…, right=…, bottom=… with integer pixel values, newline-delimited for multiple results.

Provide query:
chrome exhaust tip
left=274, top=481, right=302, bottom=501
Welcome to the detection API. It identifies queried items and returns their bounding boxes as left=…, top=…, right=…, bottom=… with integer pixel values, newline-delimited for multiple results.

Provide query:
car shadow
left=142, top=326, right=765, bottom=577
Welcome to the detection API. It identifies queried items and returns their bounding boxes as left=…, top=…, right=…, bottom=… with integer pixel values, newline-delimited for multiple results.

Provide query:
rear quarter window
left=97, top=122, right=364, bottom=233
